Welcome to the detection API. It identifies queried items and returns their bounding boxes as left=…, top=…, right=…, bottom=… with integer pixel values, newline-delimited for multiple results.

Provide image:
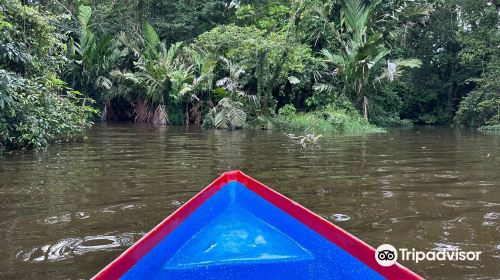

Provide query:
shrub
left=0, top=70, right=95, bottom=151
left=276, top=103, right=385, bottom=134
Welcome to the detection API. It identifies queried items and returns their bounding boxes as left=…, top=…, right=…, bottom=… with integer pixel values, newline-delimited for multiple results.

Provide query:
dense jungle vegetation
left=0, top=0, right=499, bottom=152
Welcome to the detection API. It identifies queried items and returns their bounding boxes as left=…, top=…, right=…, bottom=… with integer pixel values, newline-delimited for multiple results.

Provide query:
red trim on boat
left=234, top=171, right=423, bottom=280
left=93, top=170, right=423, bottom=280
left=92, top=172, right=236, bottom=279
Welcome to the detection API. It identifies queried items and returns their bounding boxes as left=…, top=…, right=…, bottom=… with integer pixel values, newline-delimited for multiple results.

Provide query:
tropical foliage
left=0, top=0, right=94, bottom=152
left=1, top=0, right=498, bottom=152
left=453, top=0, right=499, bottom=128
left=314, top=0, right=424, bottom=121
left=203, top=58, right=259, bottom=129
left=68, top=5, right=127, bottom=95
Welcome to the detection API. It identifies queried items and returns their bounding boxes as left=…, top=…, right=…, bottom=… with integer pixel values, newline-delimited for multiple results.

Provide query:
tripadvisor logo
left=375, top=244, right=398, bottom=266
left=375, top=244, right=481, bottom=266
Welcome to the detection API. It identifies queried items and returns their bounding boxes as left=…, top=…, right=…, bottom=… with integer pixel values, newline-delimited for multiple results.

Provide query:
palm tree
left=316, top=0, right=423, bottom=121
left=111, top=23, right=193, bottom=125
left=71, top=5, right=127, bottom=93
left=184, top=49, right=217, bottom=125
left=205, top=58, right=259, bottom=129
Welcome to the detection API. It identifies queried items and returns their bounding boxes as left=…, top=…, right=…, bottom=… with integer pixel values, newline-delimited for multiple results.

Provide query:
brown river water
left=0, top=123, right=499, bottom=279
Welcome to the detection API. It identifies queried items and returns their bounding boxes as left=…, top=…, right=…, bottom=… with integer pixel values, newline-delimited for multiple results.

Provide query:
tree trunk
left=185, top=103, right=190, bottom=126
left=67, top=0, right=73, bottom=13
left=363, top=96, right=369, bottom=121
left=136, top=0, right=144, bottom=32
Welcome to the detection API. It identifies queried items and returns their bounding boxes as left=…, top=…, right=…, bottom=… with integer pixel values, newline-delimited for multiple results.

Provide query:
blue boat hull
left=122, top=182, right=383, bottom=279
left=94, top=171, right=422, bottom=280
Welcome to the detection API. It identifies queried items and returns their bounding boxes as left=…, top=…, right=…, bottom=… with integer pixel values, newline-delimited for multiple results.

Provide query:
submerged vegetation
left=1, top=0, right=499, bottom=151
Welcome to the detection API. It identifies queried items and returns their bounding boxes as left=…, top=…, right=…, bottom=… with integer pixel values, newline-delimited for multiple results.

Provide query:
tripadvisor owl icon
left=375, top=244, right=398, bottom=266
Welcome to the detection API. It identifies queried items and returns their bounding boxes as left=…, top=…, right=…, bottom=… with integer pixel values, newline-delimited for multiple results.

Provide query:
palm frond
left=246, top=94, right=260, bottom=108
left=321, top=49, right=345, bottom=66
left=394, top=58, right=422, bottom=68
left=207, top=97, right=247, bottom=129
left=313, top=83, right=336, bottom=93
left=227, top=104, right=246, bottom=128
left=142, top=23, right=160, bottom=50
left=166, top=42, right=182, bottom=66
left=78, top=5, right=92, bottom=29
left=95, top=76, right=113, bottom=89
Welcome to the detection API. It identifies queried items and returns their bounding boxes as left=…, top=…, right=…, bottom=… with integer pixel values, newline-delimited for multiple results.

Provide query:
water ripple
left=330, top=213, right=351, bottom=222
left=432, top=243, right=461, bottom=252
left=16, top=232, right=143, bottom=263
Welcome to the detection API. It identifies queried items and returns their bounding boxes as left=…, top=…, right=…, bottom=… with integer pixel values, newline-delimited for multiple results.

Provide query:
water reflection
left=0, top=124, right=498, bottom=279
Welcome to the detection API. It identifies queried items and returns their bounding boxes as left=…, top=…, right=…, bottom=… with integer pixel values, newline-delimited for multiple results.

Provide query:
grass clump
left=275, top=104, right=385, bottom=134
left=478, top=124, right=500, bottom=133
